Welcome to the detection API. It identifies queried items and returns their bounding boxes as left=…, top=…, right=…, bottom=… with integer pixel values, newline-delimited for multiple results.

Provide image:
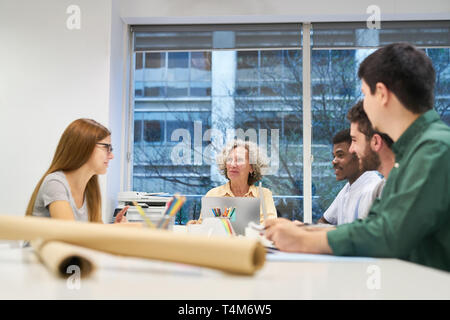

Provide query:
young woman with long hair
left=26, top=118, right=127, bottom=223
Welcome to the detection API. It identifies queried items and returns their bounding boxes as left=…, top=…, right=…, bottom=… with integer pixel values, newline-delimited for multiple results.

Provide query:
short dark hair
left=358, top=43, right=435, bottom=114
left=347, top=100, right=394, bottom=148
left=332, top=129, right=351, bottom=145
left=347, top=100, right=375, bottom=137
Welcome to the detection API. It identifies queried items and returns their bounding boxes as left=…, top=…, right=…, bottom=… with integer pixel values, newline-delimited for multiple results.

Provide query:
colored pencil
left=229, top=207, right=236, bottom=218
left=160, top=195, right=186, bottom=229
left=132, top=201, right=155, bottom=228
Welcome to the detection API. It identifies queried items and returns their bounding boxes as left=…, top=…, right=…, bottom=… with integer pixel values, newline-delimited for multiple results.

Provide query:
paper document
left=266, top=251, right=376, bottom=262
left=259, top=182, right=267, bottom=221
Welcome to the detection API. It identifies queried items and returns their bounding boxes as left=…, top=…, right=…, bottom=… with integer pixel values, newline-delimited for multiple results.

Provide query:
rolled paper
left=31, top=239, right=97, bottom=278
left=0, top=215, right=265, bottom=275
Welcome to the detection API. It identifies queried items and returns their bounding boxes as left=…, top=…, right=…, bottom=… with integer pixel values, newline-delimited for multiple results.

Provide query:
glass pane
left=167, top=52, right=189, bottom=84
left=191, top=52, right=211, bottom=71
left=311, top=46, right=450, bottom=223
left=311, top=49, right=360, bottom=223
left=260, top=85, right=279, bottom=96
left=143, top=83, right=166, bottom=97
left=132, top=25, right=449, bottom=226
left=135, top=53, right=144, bottom=82
left=167, top=83, right=188, bottom=97
left=168, top=52, right=189, bottom=68
left=283, top=113, right=302, bottom=143
left=133, top=47, right=303, bottom=223
left=134, top=120, right=142, bottom=142
left=236, top=51, right=258, bottom=81
left=190, top=52, right=211, bottom=84
left=426, top=48, right=450, bottom=126
left=134, top=81, right=143, bottom=97
left=284, top=50, right=302, bottom=82
left=143, top=120, right=163, bottom=143
left=260, top=50, right=283, bottom=79
left=190, top=82, right=211, bottom=97
left=236, top=82, right=259, bottom=96
left=145, top=52, right=164, bottom=69
left=135, top=52, right=143, bottom=69
left=235, top=50, right=303, bottom=221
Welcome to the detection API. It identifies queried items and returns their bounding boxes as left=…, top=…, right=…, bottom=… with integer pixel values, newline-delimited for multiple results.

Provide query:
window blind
left=312, top=21, right=450, bottom=48
left=131, top=24, right=302, bottom=51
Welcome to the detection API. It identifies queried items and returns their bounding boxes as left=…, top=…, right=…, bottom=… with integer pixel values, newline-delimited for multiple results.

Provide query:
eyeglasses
left=226, top=157, right=246, bottom=165
left=96, top=143, right=113, bottom=153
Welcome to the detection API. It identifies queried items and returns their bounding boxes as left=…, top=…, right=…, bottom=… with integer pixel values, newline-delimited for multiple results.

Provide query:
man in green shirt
left=265, top=43, right=450, bottom=272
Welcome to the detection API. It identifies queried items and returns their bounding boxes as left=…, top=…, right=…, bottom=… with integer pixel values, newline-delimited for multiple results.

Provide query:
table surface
left=1, top=227, right=449, bottom=300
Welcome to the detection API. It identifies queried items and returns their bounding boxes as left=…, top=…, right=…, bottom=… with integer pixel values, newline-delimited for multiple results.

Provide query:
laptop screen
left=200, top=196, right=261, bottom=235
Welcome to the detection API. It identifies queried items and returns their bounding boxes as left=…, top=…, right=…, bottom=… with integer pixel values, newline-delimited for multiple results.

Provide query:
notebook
left=200, top=196, right=261, bottom=235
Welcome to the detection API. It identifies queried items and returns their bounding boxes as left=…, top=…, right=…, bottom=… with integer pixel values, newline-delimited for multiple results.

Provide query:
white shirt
left=372, top=178, right=386, bottom=201
left=323, top=171, right=382, bottom=225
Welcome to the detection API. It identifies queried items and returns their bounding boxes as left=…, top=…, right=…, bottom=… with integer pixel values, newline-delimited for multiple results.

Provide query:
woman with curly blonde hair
left=188, top=139, right=277, bottom=225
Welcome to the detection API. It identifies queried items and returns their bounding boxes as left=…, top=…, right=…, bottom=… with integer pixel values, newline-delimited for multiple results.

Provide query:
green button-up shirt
left=327, top=109, right=450, bottom=272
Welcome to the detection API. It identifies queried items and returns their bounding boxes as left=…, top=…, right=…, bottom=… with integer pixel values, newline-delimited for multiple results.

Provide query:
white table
left=0, top=238, right=449, bottom=300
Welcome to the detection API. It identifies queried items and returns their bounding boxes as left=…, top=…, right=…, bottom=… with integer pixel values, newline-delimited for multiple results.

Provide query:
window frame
left=124, top=21, right=450, bottom=224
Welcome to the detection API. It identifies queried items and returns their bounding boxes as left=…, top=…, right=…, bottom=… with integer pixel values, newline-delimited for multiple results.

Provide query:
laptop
left=200, top=196, right=261, bottom=235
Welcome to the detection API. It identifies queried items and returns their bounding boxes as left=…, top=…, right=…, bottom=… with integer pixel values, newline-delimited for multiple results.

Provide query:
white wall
left=0, top=0, right=117, bottom=219
left=106, top=0, right=128, bottom=222
left=120, top=0, right=450, bottom=24
left=0, top=0, right=448, bottom=221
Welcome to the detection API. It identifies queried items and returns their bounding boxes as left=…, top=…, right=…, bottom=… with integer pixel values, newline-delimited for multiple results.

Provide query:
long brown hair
left=25, top=119, right=111, bottom=222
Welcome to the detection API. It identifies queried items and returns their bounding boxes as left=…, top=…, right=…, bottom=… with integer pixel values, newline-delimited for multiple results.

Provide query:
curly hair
left=216, top=139, right=269, bottom=186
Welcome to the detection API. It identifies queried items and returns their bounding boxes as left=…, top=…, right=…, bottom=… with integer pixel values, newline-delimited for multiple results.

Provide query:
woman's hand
left=114, top=206, right=129, bottom=223
left=186, top=219, right=200, bottom=225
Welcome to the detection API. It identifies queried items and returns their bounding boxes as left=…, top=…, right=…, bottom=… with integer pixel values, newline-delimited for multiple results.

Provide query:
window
left=426, top=48, right=450, bottom=126
left=311, top=49, right=361, bottom=220
left=310, top=21, right=450, bottom=221
left=135, top=51, right=212, bottom=98
left=129, top=22, right=450, bottom=224
left=131, top=24, right=303, bottom=224
left=143, top=120, right=163, bottom=143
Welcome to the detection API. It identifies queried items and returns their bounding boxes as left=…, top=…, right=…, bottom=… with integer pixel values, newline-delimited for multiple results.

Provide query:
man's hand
left=265, top=218, right=333, bottom=254
left=292, top=220, right=305, bottom=226
left=264, top=218, right=305, bottom=252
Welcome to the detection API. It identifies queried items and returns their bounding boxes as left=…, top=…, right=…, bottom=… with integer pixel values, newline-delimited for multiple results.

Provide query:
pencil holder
left=154, top=213, right=175, bottom=230
left=194, top=217, right=235, bottom=237
left=211, top=207, right=236, bottom=221
left=218, top=217, right=235, bottom=236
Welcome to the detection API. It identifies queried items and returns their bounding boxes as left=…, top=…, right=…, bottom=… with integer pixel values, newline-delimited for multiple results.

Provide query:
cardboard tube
left=30, top=240, right=96, bottom=278
left=0, top=215, right=265, bottom=275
